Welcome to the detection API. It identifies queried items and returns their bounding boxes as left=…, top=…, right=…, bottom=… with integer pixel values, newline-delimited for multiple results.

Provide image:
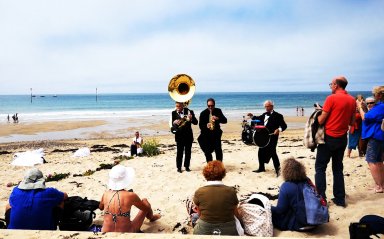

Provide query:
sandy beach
left=0, top=116, right=383, bottom=238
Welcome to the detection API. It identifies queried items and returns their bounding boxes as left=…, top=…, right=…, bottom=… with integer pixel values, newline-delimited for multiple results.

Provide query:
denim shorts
left=365, top=138, right=384, bottom=163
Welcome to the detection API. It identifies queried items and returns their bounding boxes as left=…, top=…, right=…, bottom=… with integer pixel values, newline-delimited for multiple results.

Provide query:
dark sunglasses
left=366, top=102, right=375, bottom=105
left=207, top=104, right=215, bottom=107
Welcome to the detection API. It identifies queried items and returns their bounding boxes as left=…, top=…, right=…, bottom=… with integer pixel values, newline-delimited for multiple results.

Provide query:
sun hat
left=108, top=165, right=135, bottom=190
left=18, top=168, right=46, bottom=190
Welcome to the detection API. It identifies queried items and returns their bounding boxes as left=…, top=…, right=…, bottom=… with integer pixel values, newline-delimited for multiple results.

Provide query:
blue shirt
left=271, top=181, right=306, bottom=231
left=8, top=187, right=64, bottom=230
left=362, top=102, right=384, bottom=141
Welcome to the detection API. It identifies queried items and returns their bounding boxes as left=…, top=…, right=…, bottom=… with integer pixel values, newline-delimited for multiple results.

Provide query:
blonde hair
left=372, top=86, right=384, bottom=101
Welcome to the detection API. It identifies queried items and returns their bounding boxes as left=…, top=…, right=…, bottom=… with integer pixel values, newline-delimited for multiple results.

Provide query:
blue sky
left=0, top=1, right=383, bottom=94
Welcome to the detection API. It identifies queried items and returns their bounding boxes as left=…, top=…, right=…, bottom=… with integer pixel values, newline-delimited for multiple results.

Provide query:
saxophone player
left=172, top=102, right=198, bottom=173
left=198, top=98, right=228, bottom=162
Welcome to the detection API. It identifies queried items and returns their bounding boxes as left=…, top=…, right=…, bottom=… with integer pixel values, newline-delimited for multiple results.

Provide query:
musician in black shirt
left=171, top=102, right=198, bottom=173
left=198, top=98, right=227, bottom=162
left=252, top=100, right=287, bottom=177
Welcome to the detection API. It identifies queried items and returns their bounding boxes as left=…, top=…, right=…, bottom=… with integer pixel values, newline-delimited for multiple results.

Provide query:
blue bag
left=302, top=180, right=329, bottom=225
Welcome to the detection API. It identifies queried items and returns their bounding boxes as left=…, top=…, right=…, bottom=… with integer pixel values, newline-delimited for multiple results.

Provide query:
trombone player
left=198, top=98, right=227, bottom=162
left=171, top=102, right=198, bottom=173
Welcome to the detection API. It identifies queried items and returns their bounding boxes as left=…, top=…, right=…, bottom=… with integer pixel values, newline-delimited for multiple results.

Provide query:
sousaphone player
left=169, top=74, right=198, bottom=173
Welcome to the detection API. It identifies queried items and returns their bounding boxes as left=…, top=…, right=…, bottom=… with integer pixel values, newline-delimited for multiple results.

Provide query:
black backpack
left=59, top=196, right=100, bottom=231
left=349, top=215, right=384, bottom=239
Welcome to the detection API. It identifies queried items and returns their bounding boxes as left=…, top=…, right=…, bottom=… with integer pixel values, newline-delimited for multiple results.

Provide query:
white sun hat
left=108, top=165, right=135, bottom=190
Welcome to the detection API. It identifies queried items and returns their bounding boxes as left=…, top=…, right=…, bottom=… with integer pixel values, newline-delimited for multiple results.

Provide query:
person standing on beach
left=252, top=100, right=287, bottom=177
left=357, top=86, right=384, bottom=193
left=198, top=98, right=227, bottom=162
left=315, top=76, right=356, bottom=207
left=171, top=101, right=198, bottom=173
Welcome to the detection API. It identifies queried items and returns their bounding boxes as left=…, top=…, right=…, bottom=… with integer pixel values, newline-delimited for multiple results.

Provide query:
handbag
left=301, top=180, right=329, bottom=225
left=238, top=194, right=273, bottom=237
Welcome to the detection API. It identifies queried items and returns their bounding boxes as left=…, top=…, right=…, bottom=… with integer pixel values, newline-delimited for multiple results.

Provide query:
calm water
left=0, top=91, right=370, bottom=122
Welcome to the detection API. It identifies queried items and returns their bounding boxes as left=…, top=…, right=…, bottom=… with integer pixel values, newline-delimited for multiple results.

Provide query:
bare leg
left=131, top=198, right=161, bottom=232
left=347, top=148, right=351, bottom=158
left=368, top=162, right=384, bottom=193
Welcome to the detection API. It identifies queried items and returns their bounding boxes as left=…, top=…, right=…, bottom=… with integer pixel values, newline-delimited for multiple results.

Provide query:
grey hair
left=263, top=100, right=274, bottom=106
left=365, top=97, right=375, bottom=102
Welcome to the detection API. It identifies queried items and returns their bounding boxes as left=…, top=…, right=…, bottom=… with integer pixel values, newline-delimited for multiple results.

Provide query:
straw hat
left=108, top=165, right=135, bottom=190
left=18, top=168, right=46, bottom=190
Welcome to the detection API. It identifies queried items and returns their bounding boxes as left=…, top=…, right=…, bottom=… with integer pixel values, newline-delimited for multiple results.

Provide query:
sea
left=0, top=91, right=371, bottom=143
left=0, top=91, right=371, bottom=123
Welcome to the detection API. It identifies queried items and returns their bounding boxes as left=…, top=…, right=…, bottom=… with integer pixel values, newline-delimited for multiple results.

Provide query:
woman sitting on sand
left=272, top=157, right=317, bottom=231
left=193, top=161, right=240, bottom=235
left=99, top=165, right=161, bottom=232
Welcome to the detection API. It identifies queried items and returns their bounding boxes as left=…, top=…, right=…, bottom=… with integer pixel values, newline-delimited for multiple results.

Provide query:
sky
left=0, top=0, right=383, bottom=94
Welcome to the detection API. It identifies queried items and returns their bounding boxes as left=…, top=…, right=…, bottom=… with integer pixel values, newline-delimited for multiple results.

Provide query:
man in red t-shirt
left=315, top=76, right=356, bottom=207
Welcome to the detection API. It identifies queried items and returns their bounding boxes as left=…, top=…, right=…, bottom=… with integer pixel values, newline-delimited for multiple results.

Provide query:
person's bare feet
left=374, top=185, right=383, bottom=193
left=149, top=214, right=161, bottom=222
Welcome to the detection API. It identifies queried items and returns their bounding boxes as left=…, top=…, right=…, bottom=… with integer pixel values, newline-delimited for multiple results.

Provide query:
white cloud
left=0, top=0, right=383, bottom=94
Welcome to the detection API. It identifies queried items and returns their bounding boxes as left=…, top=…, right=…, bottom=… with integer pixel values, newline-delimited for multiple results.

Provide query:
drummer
left=252, top=100, right=287, bottom=177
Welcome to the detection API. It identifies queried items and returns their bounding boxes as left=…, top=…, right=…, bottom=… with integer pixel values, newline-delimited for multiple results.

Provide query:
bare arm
left=58, top=192, right=68, bottom=209
left=317, top=111, right=329, bottom=125
left=99, top=193, right=105, bottom=210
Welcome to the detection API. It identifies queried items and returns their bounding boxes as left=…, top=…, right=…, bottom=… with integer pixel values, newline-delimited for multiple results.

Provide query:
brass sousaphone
left=168, top=74, right=195, bottom=107
left=168, top=74, right=195, bottom=133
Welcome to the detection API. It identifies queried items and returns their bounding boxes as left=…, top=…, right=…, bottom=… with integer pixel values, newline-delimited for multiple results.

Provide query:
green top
left=194, top=184, right=238, bottom=223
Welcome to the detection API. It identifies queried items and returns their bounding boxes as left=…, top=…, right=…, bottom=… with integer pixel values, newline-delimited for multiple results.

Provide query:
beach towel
left=11, top=148, right=45, bottom=166
left=73, top=148, right=90, bottom=157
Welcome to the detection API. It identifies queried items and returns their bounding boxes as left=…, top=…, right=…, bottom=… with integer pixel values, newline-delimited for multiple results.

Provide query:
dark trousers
left=130, top=144, right=137, bottom=155
left=315, top=134, right=347, bottom=202
left=176, top=140, right=192, bottom=169
left=204, top=136, right=223, bottom=162
left=258, top=136, right=280, bottom=171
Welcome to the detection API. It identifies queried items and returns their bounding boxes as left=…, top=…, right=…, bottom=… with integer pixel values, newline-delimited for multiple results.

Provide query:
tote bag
left=238, top=194, right=273, bottom=237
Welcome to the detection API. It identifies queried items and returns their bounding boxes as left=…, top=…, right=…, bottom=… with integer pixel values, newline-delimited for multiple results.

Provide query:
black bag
left=59, top=196, right=100, bottom=231
left=349, top=222, right=371, bottom=239
left=0, top=218, right=6, bottom=229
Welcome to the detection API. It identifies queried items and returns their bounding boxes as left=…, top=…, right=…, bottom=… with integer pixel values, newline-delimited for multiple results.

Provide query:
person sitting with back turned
left=99, top=165, right=161, bottom=232
left=130, top=131, right=143, bottom=156
left=193, top=161, right=239, bottom=235
left=6, top=168, right=68, bottom=230
left=272, top=157, right=316, bottom=231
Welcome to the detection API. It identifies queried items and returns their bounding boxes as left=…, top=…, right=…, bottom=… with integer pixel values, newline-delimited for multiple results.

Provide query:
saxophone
left=209, top=110, right=215, bottom=130
left=178, top=110, right=190, bottom=129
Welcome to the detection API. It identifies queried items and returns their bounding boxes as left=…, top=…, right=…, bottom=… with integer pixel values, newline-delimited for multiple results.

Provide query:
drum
left=252, top=125, right=270, bottom=148
left=241, top=125, right=254, bottom=145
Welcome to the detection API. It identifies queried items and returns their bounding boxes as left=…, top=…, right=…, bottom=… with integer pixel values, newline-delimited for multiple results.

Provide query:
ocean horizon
left=0, top=91, right=371, bottom=123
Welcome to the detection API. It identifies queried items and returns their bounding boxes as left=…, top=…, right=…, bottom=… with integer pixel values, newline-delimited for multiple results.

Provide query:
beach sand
left=0, top=116, right=383, bottom=238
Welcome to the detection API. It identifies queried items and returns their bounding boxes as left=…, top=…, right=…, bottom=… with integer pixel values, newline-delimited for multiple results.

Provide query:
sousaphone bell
left=168, top=74, right=195, bottom=107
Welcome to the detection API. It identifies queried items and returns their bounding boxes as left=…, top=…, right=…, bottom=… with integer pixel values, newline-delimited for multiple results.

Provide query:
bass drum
left=241, top=125, right=254, bottom=145
left=252, top=126, right=270, bottom=148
